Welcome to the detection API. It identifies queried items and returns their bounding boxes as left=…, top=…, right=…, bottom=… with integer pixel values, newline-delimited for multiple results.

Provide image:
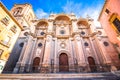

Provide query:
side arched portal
left=88, top=57, right=97, bottom=72
left=59, top=53, right=69, bottom=72
left=32, top=57, right=40, bottom=72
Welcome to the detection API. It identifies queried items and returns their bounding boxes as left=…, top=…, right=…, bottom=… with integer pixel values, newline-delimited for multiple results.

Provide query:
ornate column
left=69, top=38, right=75, bottom=72
left=26, top=38, right=37, bottom=72
left=71, top=38, right=78, bottom=72
left=74, top=34, right=86, bottom=72
left=89, top=37, right=101, bottom=64
left=48, top=19, right=53, bottom=33
left=53, top=38, right=57, bottom=73
left=41, top=19, right=54, bottom=72
left=71, top=19, right=78, bottom=33
left=96, top=37, right=111, bottom=64
left=19, top=35, right=33, bottom=73
left=42, top=34, right=53, bottom=72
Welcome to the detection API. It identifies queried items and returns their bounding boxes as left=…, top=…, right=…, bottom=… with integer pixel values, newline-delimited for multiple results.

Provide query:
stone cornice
left=72, top=32, right=80, bottom=37
left=48, top=19, right=54, bottom=22
left=71, top=19, right=77, bottom=22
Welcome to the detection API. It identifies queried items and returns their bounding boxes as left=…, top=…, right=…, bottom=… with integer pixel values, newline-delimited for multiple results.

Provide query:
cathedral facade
left=3, top=3, right=120, bottom=73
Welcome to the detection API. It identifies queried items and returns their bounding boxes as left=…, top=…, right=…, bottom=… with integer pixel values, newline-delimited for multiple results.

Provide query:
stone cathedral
left=3, top=3, right=120, bottom=73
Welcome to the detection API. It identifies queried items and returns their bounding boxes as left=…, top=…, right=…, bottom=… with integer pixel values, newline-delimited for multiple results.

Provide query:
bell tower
left=3, top=3, right=36, bottom=73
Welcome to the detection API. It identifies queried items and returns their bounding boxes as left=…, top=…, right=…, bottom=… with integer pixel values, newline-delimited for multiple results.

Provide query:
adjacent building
left=3, top=3, right=120, bottom=73
left=98, top=0, right=120, bottom=53
left=0, top=2, right=23, bottom=73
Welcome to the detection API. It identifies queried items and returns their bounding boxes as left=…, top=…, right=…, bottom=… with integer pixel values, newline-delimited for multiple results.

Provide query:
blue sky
left=1, top=0, right=105, bottom=20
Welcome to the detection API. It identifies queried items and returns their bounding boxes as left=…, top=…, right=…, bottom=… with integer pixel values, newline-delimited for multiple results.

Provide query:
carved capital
left=71, top=19, right=77, bottom=22
left=48, top=19, right=54, bottom=22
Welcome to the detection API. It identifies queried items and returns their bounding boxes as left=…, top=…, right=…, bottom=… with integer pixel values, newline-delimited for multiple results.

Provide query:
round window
left=40, top=32, right=45, bottom=35
left=81, top=31, right=85, bottom=35
left=19, top=43, right=24, bottom=47
left=38, top=43, right=42, bottom=47
left=103, top=41, right=109, bottom=46
left=60, top=30, right=65, bottom=34
left=60, top=43, right=66, bottom=48
left=84, top=42, right=89, bottom=46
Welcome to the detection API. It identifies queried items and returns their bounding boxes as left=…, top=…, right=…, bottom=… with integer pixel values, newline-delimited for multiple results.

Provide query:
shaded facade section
left=98, top=0, right=120, bottom=55
left=98, top=0, right=120, bottom=69
left=0, top=2, right=23, bottom=73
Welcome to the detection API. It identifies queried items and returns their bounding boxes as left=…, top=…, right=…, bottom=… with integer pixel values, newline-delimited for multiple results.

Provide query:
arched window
left=13, top=7, right=23, bottom=15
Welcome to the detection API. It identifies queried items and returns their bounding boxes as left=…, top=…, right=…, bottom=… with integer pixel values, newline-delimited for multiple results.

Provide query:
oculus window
left=84, top=42, right=89, bottom=46
left=19, top=43, right=24, bottom=47
left=81, top=31, right=85, bottom=35
left=103, top=41, right=109, bottom=46
left=38, top=43, right=42, bottom=47
left=40, top=32, right=45, bottom=35
left=60, top=30, right=65, bottom=34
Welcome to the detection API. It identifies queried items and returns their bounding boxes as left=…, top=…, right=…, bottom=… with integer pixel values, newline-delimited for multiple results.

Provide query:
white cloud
left=35, top=8, right=49, bottom=19
left=62, top=1, right=82, bottom=17
left=62, top=1, right=103, bottom=21
left=81, top=4, right=103, bottom=21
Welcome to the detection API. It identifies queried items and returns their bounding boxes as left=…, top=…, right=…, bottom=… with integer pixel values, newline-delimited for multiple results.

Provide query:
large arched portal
left=59, top=53, right=69, bottom=72
left=88, top=57, right=97, bottom=72
left=32, top=57, right=40, bottom=72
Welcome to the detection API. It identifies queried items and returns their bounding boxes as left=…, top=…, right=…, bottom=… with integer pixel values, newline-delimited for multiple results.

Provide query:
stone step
left=0, top=72, right=120, bottom=80
left=114, top=70, right=120, bottom=77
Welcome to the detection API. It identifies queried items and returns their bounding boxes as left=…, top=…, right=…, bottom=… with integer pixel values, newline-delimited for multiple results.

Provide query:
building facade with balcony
left=3, top=3, right=120, bottom=73
left=0, top=2, right=23, bottom=73
left=98, top=0, right=120, bottom=53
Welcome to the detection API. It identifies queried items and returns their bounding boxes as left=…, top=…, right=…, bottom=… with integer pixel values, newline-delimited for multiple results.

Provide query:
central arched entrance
left=88, top=57, right=97, bottom=72
left=32, top=57, right=40, bottom=72
left=59, top=53, right=69, bottom=72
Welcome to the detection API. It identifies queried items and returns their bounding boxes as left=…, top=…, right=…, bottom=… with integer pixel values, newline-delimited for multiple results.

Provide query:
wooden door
left=59, top=53, right=69, bottom=72
left=88, top=57, right=97, bottom=72
left=33, top=57, right=40, bottom=72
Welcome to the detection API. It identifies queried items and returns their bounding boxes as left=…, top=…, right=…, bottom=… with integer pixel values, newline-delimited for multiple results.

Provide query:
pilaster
left=26, top=38, right=37, bottom=72
left=48, top=19, right=53, bottom=33
left=71, top=19, right=78, bottom=33
left=42, top=35, right=53, bottom=72
left=74, top=34, right=86, bottom=65
left=96, top=37, right=112, bottom=64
